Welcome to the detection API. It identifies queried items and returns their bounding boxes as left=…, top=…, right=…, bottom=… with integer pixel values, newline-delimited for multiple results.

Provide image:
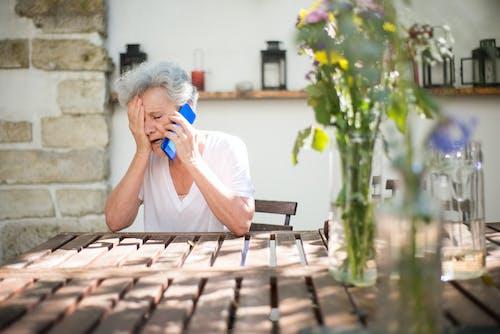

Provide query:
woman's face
left=141, top=86, right=178, bottom=157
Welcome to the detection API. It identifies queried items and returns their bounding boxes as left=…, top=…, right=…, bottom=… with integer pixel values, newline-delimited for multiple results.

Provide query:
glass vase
left=328, top=133, right=377, bottom=287
left=429, top=141, right=486, bottom=281
left=375, top=192, right=442, bottom=334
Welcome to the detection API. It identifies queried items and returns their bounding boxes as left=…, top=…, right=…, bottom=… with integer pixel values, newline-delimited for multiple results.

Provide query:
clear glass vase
left=375, top=192, right=442, bottom=334
left=429, top=141, right=486, bottom=280
left=328, top=133, right=377, bottom=287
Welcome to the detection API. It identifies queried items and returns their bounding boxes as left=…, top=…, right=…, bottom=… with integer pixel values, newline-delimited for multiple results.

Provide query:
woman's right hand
left=127, top=96, right=151, bottom=155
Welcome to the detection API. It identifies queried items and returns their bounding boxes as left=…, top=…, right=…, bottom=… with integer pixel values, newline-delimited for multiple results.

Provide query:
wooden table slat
left=58, top=235, right=122, bottom=269
left=300, top=231, right=329, bottom=267
left=187, top=277, right=235, bottom=334
left=245, top=233, right=270, bottom=268
left=276, top=233, right=304, bottom=267
left=234, top=276, right=272, bottom=333
left=443, top=281, right=498, bottom=326
left=277, top=276, right=318, bottom=333
left=310, top=271, right=360, bottom=329
left=92, top=274, right=167, bottom=334
left=151, top=235, right=195, bottom=270
left=487, top=222, right=500, bottom=232
left=0, top=277, right=34, bottom=303
left=451, top=279, right=500, bottom=324
left=142, top=277, right=200, bottom=334
left=28, top=234, right=100, bottom=269
left=3, top=279, right=97, bottom=334
left=346, top=285, right=377, bottom=326
left=212, top=236, right=244, bottom=268
left=0, top=279, right=64, bottom=330
left=486, top=228, right=500, bottom=246
left=183, top=235, right=220, bottom=269
left=86, top=237, right=144, bottom=268
left=120, top=237, right=169, bottom=268
left=3, top=234, right=76, bottom=269
left=48, top=278, right=133, bottom=334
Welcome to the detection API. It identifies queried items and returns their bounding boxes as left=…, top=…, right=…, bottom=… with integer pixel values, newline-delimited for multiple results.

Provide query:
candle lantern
left=422, top=54, right=455, bottom=88
left=261, top=41, right=287, bottom=90
left=461, top=39, right=500, bottom=87
left=421, top=27, right=455, bottom=88
left=191, top=49, right=205, bottom=91
left=119, top=44, right=147, bottom=75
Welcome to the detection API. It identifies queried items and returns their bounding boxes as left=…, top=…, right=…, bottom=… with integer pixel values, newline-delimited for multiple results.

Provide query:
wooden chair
left=385, top=179, right=400, bottom=197
left=250, top=199, right=298, bottom=231
left=371, top=177, right=399, bottom=199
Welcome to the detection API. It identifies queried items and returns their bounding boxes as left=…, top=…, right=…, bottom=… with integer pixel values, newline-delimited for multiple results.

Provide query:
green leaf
left=291, top=126, right=312, bottom=165
left=312, top=98, right=331, bottom=125
left=312, top=127, right=330, bottom=152
left=387, top=96, right=408, bottom=133
left=305, top=84, right=323, bottom=98
left=414, top=87, right=440, bottom=118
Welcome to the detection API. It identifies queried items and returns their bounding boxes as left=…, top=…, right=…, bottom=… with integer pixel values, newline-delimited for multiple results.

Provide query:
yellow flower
left=312, top=127, right=329, bottom=152
left=314, top=51, right=349, bottom=71
left=383, top=22, right=396, bottom=33
left=311, top=0, right=323, bottom=10
left=297, top=8, right=308, bottom=27
left=353, top=15, right=363, bottom=28
left=338, top=58, right=349, bottom=71
left=328, top=12, right=335, bottom=23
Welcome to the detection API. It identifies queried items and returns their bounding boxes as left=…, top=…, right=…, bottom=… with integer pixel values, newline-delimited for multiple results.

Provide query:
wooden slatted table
left=0, top=224, right=499, bottom=333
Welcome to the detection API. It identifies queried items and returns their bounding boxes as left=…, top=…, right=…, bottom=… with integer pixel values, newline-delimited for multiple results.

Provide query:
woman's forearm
left=187, top=159, right=254, bottom=236
left=105, top=152, right=149, bottom=231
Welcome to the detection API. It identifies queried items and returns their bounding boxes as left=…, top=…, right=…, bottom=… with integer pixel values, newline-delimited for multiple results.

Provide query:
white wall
left=107, top=0, right=500, bottom=231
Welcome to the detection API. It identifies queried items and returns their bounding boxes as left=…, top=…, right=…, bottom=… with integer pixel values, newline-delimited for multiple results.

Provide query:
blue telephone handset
left=161, top=103, right=197, bottom=160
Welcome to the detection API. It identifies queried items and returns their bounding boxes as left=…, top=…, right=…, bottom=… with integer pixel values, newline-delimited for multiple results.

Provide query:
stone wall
left=0, top=0, right=112, bottom=263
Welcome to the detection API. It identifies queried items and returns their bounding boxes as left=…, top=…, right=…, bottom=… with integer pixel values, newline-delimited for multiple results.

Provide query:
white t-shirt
left=139, top=131, right=255, bottom=232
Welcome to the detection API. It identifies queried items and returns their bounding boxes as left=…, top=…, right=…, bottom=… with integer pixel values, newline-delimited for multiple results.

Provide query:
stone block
left=58, top=78, right=106, bottom=114
left=0, top=149, right=108, bottom=184
left=56, top=188, right=106, bottom=216
left=0, top=39, right=29, bottom=69
left=0, top=120, right=32, bottom=143
left=15, top=0, right=106, bottom=35
left=32, top=39, right=112, bottom=72
left=42, top=115, right=108, bottom=148
left=0, top=189, right=54, bottom=219
left=0, top=217, right=108, bottom=264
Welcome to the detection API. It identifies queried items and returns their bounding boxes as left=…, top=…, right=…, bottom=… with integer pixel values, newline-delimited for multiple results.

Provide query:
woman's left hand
left=158, top=113, right=201, bottom=165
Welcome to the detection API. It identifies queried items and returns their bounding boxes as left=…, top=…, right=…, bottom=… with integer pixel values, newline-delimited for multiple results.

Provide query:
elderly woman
left=105, top=62, right=255, bottom=236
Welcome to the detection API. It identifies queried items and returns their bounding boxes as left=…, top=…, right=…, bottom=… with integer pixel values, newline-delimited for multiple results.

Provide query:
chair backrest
left=385, top=179, right=400, bottom=197
left=372, top=177, right=400, bottom=199
left=255, top=199, right=297, bottom=226
left=250, top=199, right=298, bottom=231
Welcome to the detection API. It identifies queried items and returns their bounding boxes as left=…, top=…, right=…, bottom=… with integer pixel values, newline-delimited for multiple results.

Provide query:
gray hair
left=115, top=61, right=198, bottom=109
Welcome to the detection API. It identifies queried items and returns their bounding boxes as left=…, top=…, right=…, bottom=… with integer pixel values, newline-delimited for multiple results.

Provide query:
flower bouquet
left=292, top=0, right=438, bottom=286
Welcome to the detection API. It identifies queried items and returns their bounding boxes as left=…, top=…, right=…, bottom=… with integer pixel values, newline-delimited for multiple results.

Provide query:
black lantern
left=261, top=41, right=287, bottom=90
left=119, top=44, right=147, bottom=75
left=422, top=54, right=455, bottom=88
left=422, top=50, right=455, bottom=88
left=416, top=25, right=455, bottom=88
left=461, top=39, right=500, bottom=87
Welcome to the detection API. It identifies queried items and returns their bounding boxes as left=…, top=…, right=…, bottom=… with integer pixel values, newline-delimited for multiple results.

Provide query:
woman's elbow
left=105, top=210, right=121, bottom=232
left=232, top=222, right=250, bottom=237
left=104, top=202, right=127, bottom=232
left=231, top=209, right=253, bottom=237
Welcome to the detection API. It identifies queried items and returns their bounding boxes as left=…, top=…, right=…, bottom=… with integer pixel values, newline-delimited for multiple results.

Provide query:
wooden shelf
left=110, top=87, right=500, bottom=104
left=429, top=86, right=500, bottom=96
left=198, top=87, right=500, bottom=100
left=198, top=90, right=307, bottom=100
